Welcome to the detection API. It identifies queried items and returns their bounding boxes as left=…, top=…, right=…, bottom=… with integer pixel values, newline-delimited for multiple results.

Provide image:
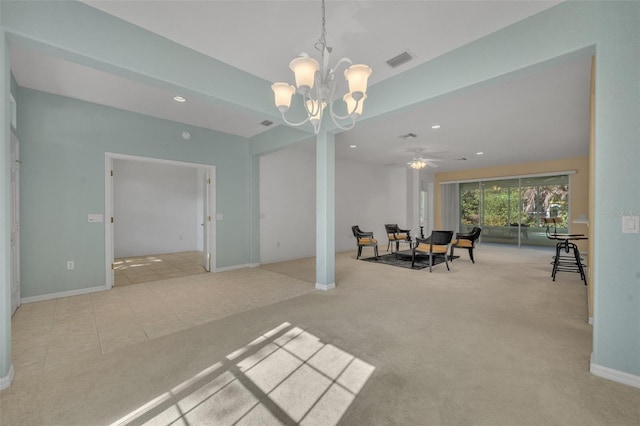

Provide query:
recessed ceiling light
left=173, top=96, right=187, bottom=103
left=476, top=152, right=484, bottom=155
left=349, top=145, right=357, bottom=148
left=181, top=131, right=191, bottom=140
left=431, top=124, right=441, bottom=129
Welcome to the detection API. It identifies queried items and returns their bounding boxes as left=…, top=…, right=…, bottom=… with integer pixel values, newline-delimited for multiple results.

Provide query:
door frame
left=104, top=153, right=216, bottom=290
left=10, top=131, right=20, bottom=315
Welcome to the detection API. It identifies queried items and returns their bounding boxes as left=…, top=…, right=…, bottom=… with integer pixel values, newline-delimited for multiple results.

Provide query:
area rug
left=360, top=252, right=458, bottom=270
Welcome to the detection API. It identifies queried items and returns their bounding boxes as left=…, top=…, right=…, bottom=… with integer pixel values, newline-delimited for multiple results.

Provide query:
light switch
left=88, top=214, right=104, bottom=223
left=622, top=216, right=639, bottom=233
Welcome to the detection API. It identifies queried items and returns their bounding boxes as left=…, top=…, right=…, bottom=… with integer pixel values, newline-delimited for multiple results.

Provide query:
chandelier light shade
left=272, top=83, right=296, bottom=111
left=290, top=56, right=319, bottom=91
left=343, top=93, right=367, bottom=116
left=271, top=0, right=372, bottom=134
left=306, top=99, right=326, bottom=126
left=344, top=64, right=372, bottom=95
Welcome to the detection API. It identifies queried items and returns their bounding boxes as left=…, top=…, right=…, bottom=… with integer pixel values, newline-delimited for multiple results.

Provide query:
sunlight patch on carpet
left=110, top=322, right=375, bottom=426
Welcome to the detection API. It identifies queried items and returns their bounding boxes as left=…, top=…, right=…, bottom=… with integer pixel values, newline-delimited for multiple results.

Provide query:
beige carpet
left=2, top=244, right=639, bottom=425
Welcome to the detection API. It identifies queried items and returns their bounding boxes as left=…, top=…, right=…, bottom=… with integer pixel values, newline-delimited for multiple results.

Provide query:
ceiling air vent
left=454, top=157, right=468, bottom=161
left=260, top=120, right=274, bottom=127
left=386, top=51, right=414, bottom=69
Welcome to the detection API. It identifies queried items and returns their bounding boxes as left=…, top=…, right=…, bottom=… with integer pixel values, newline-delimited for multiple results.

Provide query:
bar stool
left=551, top=236, right=588, bottom=284
left=544, top=218, right=588, bottom=285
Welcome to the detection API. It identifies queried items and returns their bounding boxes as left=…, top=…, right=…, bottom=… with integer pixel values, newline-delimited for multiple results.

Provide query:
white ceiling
left=9, top=0, right=590, bottom=172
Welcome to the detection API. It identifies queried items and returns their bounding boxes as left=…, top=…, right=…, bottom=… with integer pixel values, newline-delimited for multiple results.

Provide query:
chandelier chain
left=319, top=0, right=327, bottom=49
left=315, top=0, right=329, bottom=64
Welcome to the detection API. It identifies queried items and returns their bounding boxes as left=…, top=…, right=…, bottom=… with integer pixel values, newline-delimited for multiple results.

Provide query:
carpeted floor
left=2, top=244, right=640, bottom=425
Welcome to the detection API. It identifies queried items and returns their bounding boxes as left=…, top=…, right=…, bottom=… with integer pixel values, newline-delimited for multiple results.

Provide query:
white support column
left=249, top=154, right=261, bottom=267
left=315, top=131, right=335, bottom=290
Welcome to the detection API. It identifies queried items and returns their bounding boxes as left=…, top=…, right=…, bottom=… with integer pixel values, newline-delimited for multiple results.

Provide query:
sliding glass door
left=459, top=175, right=569, bottom=247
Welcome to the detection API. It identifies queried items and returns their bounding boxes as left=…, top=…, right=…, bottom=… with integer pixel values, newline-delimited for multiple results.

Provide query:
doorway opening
left=105, top=153, right=216, bottom=289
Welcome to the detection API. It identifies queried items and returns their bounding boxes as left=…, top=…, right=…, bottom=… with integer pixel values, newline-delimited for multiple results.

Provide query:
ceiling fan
left=407, top=149, right=443, bottom=169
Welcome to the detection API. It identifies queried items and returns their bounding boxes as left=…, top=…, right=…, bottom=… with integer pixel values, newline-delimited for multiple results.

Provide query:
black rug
left=360, top=252, right=458, bottom=270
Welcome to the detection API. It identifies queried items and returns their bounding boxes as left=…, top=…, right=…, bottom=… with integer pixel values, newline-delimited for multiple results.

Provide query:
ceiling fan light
left=344, top=64, right=372, bottom=95
left=290, top=55, right=319, bottom=91
left=409, top=158, right=427, bottom=169
left=272, top=82, right=295, bottom=112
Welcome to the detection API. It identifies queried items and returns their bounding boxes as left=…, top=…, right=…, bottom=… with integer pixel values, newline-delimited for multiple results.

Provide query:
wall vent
left=386, top=51, right=414, bottom=68
left=260, top=120, right=274, bottom=127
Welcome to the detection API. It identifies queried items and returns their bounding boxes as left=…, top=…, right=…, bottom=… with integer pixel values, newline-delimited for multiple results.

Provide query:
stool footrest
left=551, top=242, right=587, bottom=285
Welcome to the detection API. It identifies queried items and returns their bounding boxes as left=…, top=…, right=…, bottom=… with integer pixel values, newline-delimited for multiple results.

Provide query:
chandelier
left=271, top=0, right=372, bottom=134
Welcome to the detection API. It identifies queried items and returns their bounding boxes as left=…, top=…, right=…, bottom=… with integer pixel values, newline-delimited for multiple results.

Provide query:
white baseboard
left=215, top=263, right=252, bottom=272
left=590, top=355, right=640, bottom=389
left=0, top=364, right=14, bottom=390
left=21, top=285, right=106, bottom=304
left=249, top=263, right=261, bottom=268
left=316, top=282, right=336, bottom=291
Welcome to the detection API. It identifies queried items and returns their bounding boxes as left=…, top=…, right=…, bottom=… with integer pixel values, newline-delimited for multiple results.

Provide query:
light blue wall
left=17, top=88, right=251, bottom=298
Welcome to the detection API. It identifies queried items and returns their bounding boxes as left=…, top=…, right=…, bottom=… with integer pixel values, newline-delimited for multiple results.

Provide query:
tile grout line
left=89, top=293, right=106, bottom=356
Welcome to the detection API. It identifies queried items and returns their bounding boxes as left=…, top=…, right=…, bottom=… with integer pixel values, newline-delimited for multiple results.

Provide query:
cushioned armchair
left=384, top=224, right=412, bottom=253
left=451, top=227, right=482, bottom=263
left=352, top=226, right=379, bottom=259
left=412, top=230, right=454, bottom=272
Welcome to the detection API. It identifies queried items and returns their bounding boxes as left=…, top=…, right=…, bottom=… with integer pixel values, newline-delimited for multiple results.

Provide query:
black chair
left=384, top=224, right=412, bottom=253
left=412, top=230, right=454, bottom=272
left=352, top=226, right=379, bottom=259
left=451, top=227, right=482, bottom=263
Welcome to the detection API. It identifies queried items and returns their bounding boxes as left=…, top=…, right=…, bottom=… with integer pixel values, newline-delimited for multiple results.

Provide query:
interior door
left=10, top=132, right=20, bottom=315
left=202, top=170, right=211, bottom=271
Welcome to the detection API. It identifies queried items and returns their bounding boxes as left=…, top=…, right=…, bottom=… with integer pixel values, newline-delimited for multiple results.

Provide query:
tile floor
left=114, top=250, right=207, bottom=286
left=10, top=267, right=315, bottom=380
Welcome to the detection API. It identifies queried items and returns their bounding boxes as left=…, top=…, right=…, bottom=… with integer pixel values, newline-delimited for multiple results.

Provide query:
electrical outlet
left=67, top=261, right=74, bottom=270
